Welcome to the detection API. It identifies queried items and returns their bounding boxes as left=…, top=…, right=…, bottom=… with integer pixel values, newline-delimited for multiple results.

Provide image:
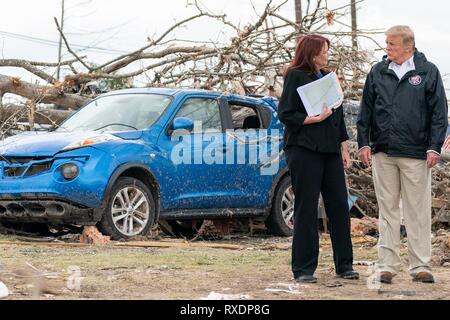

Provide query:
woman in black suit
left=278, top=34, right=358, bottom=283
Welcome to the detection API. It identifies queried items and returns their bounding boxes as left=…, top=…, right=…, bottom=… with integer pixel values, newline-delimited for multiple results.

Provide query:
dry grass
left=0, top=234, right=449, bottom=300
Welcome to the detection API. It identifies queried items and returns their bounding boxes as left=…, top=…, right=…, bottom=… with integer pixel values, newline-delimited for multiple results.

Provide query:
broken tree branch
left=0, top=74, right=89, bottom=109
left=54, top=17, right=93, bottom=72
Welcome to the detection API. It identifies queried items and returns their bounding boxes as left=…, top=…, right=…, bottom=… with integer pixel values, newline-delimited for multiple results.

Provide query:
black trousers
left=285, top=146, right=353, bottom=277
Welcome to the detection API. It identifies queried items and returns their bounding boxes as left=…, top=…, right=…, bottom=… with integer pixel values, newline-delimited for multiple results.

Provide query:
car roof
left=99, top=87, right=277, bottom=107
left=101, top=87, right=218, bottom=97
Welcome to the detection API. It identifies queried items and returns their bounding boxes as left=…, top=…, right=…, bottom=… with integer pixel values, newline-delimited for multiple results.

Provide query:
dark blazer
left=278, top=68, right=349, bottom=154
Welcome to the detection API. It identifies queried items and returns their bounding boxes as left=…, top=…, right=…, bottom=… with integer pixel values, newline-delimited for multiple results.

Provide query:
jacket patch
left=408, top=75, right=422, bottom=86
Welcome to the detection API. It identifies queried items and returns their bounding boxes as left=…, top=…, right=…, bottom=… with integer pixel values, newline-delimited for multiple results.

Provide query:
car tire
left=98, top=177, right=155, bottom=240
left=265, top=175, right=294, bottom=236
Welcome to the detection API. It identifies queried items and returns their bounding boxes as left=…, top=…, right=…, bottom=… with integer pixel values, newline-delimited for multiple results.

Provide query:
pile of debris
left=158, top=218, right=270, bottom=241
left=345, top=141, right=379, bottom=217
left=350, top=217, right=378, bottom=237
left=431, top=229, right=450, bottom=266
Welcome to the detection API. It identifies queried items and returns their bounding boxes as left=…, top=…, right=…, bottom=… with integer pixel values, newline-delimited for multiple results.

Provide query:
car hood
left=0, top=131, right=140, bottom=157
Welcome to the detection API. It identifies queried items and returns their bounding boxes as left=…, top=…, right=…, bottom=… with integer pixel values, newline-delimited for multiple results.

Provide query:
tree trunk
left=295, top=0, right=302, bottom=26
left=28, top=103, right=35, bottom=131
left=0, top=74, right=90, bottom=110
left=57, top=0, right=65, bottom=81
left=351, top=0, right=357, bottom=51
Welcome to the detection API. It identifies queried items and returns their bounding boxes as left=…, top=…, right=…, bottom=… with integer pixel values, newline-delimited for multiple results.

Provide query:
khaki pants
left=372, top=152, right=432, bottom=276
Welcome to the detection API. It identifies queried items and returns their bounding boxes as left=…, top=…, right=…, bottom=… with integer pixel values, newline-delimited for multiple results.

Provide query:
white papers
left=0, top=281, right=8, bottom=299
left=296, top=72, right=344, bottom=117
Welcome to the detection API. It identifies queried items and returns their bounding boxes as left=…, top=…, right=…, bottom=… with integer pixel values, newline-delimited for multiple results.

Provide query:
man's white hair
left=385, top=25, right=415, bottom=50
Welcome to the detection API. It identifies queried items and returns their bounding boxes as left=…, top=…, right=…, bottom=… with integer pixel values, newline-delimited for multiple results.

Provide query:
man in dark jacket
left=357, top=25, right=448, bottom=284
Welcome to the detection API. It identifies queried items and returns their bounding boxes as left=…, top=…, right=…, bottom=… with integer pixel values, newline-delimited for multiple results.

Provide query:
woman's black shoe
left=295, top=275, right=318, bottom=283
left=337, top=270, right=359, bottom=279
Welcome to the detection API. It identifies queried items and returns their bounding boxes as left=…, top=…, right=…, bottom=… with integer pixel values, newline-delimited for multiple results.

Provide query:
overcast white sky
left=1, top=0, right=449, bottom=94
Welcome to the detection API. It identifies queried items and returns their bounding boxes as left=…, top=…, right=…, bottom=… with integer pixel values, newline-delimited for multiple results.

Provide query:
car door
left=157, top=96, right=233, bottom=209
left=219, top=99, right=279, bottom=208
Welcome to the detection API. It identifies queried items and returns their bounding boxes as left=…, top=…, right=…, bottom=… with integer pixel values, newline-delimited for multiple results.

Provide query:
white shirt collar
left=388, top=55, right=415, bottom=79
left=390, top=55, right=415, bottom=68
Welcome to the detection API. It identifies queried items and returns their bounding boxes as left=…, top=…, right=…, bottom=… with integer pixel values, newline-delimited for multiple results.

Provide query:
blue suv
left=0, top=88, right=294, bottom=239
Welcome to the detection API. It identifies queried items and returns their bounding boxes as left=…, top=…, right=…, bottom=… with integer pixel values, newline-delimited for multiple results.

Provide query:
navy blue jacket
left=357, top=50, right=448, bottom=159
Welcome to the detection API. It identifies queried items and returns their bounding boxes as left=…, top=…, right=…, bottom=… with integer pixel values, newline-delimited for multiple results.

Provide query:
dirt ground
left=0, top=232, right=449, bottom=300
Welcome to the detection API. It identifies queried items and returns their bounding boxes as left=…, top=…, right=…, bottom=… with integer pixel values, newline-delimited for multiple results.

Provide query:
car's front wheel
left=265, top=176, right=294, bottom=236
left=98, top=177, right=155, bottom=240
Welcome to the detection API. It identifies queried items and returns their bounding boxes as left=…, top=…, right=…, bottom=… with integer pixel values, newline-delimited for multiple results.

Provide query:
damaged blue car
left=0, top=88, right=299, bottom=239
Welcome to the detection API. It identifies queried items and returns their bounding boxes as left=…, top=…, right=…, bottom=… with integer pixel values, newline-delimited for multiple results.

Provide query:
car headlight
left=60, top=163, right=79, bottom=181
left=62, top=134, right=120, bottom=152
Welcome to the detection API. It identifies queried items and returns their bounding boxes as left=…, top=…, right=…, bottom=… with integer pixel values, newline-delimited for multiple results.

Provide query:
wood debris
left=79, top=226, right=111, bottom=244
left=0, top=239, right=241, bottom=250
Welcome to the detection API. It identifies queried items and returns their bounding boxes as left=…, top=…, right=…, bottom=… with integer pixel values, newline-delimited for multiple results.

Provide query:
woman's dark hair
left=283, top=34, right=330, bottom=78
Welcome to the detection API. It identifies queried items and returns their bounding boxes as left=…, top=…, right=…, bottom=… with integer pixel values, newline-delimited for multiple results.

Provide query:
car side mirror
left=171, top=117, right=194, bottom=134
